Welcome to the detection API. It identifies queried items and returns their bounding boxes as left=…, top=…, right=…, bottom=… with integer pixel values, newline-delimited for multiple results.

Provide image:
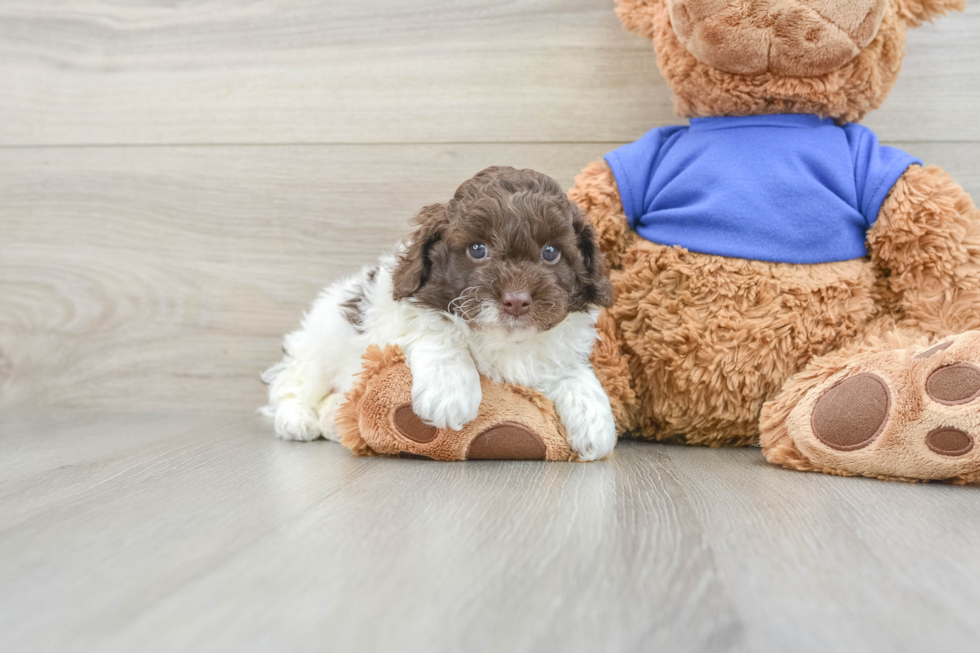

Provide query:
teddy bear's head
left=617, top=0, right=965, bottom=122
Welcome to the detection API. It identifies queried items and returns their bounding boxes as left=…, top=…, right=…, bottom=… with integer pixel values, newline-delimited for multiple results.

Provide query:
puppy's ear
left=571, top=210, right=615, bottom=310
left=392, top=203, right=449, bottom=301
left=896, top=0, right=965, bottom=27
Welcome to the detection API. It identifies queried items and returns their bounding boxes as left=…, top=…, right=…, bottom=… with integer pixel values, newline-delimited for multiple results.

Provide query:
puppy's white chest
left=470, top=337, right=542, bottom=384
left=466, top=313, right=597, bottom=386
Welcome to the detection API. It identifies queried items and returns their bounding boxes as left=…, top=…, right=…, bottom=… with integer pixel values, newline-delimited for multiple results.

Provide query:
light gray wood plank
left=0, top=410, right=381, bottom=652
left=666, top=447, right=980, bottom=652
left=0, top=0, right=976, bottom=146
left=1, top=411, right=978, bottom=652
left=1, top=141, right=977, bottom=412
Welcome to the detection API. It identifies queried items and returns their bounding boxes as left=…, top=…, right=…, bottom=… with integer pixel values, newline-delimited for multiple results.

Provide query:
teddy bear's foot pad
left=810, top=373, right=890, bottom=451
left=465, top=423, right=547, bottom=460
left=787, top=332, right=980, bottom=482
left=393, top=404, right=438, bottom=443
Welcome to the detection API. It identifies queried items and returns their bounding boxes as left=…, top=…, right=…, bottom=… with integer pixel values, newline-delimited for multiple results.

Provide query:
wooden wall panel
left=0, top=1, right=976, bottom=146
left=1, top=141, right=977, bottom=411
left=0, top=143, right=612, bottom=410
left=1, top=0, right=979, bottom=410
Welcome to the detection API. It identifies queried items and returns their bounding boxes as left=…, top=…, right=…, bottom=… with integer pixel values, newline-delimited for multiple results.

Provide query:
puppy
left=262, top=166, right=617, bottom=460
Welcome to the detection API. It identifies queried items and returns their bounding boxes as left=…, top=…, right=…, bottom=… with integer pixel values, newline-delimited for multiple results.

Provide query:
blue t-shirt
left=604, top=114, right=921, bottom=264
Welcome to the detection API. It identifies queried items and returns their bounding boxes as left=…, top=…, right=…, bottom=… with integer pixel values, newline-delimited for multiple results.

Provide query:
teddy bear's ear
left=615, top=0, right=663, bottom=40
left=895, top=0, right=966, bottom=27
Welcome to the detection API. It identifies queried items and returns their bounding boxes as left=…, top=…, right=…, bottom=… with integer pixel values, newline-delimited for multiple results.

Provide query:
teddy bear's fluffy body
left=572, top=161, right=879, bottom=445
left=574, top=0, right=980, bottom=483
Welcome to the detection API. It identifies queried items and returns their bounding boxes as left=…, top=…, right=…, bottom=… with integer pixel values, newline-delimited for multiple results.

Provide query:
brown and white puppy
left=263, top=167, right=617, bottom=460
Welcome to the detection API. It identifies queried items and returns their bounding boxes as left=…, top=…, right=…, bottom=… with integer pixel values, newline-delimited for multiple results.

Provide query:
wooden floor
left=2, top=410, right=979, bottom=652
left=3, top=1, right=980, bottom=651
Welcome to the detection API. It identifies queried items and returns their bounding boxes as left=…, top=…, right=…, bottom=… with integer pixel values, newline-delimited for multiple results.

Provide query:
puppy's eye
left=468, top=243, right=489, bottom=261
left=541, top=245, right=560, bottom=263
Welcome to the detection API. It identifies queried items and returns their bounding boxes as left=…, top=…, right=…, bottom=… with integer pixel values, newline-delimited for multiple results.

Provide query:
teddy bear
left=338, top=0, right=980, bottom=485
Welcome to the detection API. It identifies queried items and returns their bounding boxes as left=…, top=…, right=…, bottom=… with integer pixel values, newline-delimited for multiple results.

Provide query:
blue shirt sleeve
left=605, top=126, right=683, bottom=229
left=844, top=123, right=922, bottom=226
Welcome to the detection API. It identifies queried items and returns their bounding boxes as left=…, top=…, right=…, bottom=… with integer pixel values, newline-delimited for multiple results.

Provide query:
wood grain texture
left=0, top=143, right=608, bottom=410
left=0, top=143, right=980, bottom=410
left=0, top=0, right=977, bottom=146
left=1, top=411, right=978, bottom=652
left=3, top=142, right=978, bottom=412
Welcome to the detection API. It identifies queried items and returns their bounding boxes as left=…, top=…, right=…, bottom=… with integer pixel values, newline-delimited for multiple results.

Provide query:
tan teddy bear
left=340, top=0, right=980, bottom=485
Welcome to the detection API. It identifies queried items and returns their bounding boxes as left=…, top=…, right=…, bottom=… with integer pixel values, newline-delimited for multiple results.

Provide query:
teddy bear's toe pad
left=466, top=423, right=547, bottom=460
left=811, top=373, right=889, bottom=451
left=926, top=427, right=974, bottom=457
left=393, top=404, right=438, bottom=443
left=787, top=333, right=980, bottom=481
left=925, top=364, right=980, bottom=405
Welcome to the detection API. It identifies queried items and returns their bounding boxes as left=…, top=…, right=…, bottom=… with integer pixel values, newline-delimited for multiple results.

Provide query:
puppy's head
left=392, top=166, right=613, bottom=332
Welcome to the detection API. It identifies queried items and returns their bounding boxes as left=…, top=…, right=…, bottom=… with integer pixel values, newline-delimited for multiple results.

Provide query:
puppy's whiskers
left=449, top=286, right=484, bottom=322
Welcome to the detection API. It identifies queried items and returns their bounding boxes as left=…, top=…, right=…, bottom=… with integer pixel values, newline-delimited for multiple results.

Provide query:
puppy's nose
left=501, top=291, right=532, bottom=317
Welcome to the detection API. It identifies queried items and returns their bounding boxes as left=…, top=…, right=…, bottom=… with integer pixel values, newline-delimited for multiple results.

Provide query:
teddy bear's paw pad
left=811, top=373, right=890, bottom=451
left=926, top=427, right=975, bottom=457
left=925, top=363, right=980, bottom=406
left=788, top=332, right=980, bottom=481
left=466, top=422, right=547, bottom=460
left=393, top=403, right=438, bottom=443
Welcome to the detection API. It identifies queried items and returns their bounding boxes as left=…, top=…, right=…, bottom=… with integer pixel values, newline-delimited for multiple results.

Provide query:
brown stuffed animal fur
left=575, top=0, right=980, bottom=483
left=340, top=0, right=980, bottom=483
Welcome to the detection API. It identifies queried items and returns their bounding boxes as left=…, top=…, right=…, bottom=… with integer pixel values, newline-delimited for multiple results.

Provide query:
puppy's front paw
left=411, top=364, right=483, bottom=431
left=551, top=380, right=617, bottom=461
left=565, top=401, right=616, bottom=461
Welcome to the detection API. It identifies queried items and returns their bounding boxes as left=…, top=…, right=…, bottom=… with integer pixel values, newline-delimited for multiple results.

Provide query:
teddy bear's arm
left=569, top=159, right=637, bottom=269
left=867, top=164, right=980, bottom=337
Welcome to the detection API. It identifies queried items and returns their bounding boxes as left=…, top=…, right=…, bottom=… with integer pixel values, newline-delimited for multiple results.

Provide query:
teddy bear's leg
left=336, top=345, right=580, bottom=461
left=336, top=319, right=632, bottom=461
left=761, top=166, right=980, bottom=483
left=761, top=329, right=980, bottom=484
